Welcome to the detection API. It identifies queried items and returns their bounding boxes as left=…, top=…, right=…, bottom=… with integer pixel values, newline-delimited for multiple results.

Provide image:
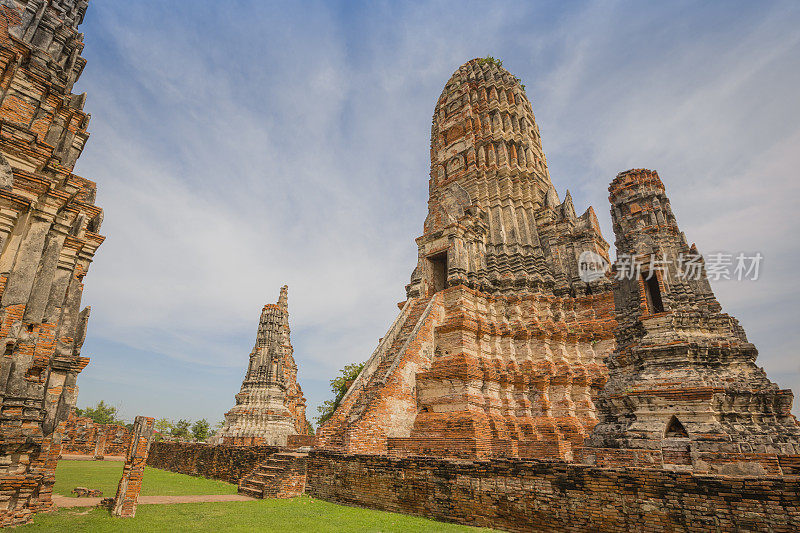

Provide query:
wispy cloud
left=73, top=1, right=800, bottom=422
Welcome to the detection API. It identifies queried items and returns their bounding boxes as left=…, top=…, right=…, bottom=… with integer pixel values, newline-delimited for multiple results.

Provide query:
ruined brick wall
left=146, top=441, right=284, bottom=485
left=306, top=451, right=800, bottom=533
left=142, top=442, right=800, bottom=531
left=286, top=434, right=315, bottom=448
left=0, top=0, right=103, bottom=526
left=60, top=413, right=131, bottom=456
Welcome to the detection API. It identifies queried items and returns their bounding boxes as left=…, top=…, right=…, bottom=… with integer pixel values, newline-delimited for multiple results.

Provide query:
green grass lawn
left=42, top=460, right=493, bottom=532
left=53, top=460, right=237, bottom=497
left=19, top=496, right=493, bottom=532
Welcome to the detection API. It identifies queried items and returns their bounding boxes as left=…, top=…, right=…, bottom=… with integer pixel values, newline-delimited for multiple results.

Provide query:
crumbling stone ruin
left=238, top=450, right=308, bottom=499
left=0, top=0, right=103, bottom=526
left=583, top=169, right=800, bottom=474
left=317, top=58, right=617, bottom=460
left=61, top=409, right=131, bottom=458
left=139, top=57, right=800, bottom=532
left=216, top=286, right=310, bottom=446
left=148, top=440, right=800, bottom=532
left=112, top=416, right=155, bottom=518
left=316, top=58, right=800, bottom=473
left=71, top=486, right=100, bottom=497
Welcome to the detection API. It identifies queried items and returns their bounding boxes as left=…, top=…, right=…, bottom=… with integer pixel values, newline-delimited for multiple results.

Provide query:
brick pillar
left=111, top=416, right=155, bottom=518
left=93, top=432, right=106, bottom=460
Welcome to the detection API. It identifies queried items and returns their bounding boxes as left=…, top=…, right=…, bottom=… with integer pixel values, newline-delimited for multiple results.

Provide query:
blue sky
left=71, top=0, right=800, bottom=424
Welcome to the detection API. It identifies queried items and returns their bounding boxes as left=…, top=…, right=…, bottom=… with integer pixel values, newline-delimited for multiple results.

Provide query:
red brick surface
left=144, top=442, right=800, bottom=532
left=147, top=441, right=285, bottom=485
left=60, top=411, right=131, bottom=457
left=0, top=1, right=103, bottom=526
left=307, top=451, right=800, bottom=533
left=112, top=416, right=155, bottom=518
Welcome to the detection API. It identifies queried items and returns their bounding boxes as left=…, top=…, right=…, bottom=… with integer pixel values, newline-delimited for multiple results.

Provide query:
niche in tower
left=428, top=251, right=448, bottom=293
left=642, top=272, right=664, bottom=313
left=662, top=415, right=692, bottom=468
left=665, top=415, right=688, bottom=438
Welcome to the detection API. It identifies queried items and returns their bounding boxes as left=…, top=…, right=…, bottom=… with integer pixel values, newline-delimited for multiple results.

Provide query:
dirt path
left=53, top=494, right=255, bottom=508
left=60, top=454, right=126, bottom=462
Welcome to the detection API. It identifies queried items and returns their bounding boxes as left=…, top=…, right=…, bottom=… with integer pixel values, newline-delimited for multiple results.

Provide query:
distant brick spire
left=216, top=286, right=309, bottom=446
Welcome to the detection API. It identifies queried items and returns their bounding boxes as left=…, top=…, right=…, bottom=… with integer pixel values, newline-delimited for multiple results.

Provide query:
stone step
left=266, top=457, right=295, bottom=463
left=274, top=452, right=308, bottom=459
left=238, top=485, right=263, bottom=498
left=238, top=481, right=264, bottom=495
left=265, top=460, right=293, bottom=466
left=237, top=451, right=309, bottom=501
left=239, top=479, right=264, bottom=489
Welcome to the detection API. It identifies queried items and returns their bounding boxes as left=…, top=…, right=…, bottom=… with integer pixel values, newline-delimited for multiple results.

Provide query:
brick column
left=112, top=416, right=155, bottom=517
left=93, top=432, right=106, bottom=460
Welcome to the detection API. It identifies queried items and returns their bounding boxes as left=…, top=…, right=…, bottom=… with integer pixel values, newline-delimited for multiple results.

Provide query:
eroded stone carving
left=0, top=0, right=103, bottom=526
left=584, top=169, right=800, bottom=473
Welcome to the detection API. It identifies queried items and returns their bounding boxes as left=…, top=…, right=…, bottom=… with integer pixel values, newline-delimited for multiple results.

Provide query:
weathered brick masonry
left=238, top=451, right=308, bottom=499
left=60, top=410, right=131, bottom=457
left=0, top=0, right=103, bottom=526
left=585, top=169, right=800, bottom=473
left=145, top=442, right=800, bottom=532
left=112, top=416, right=155, bottom=518
left=307, top=451, right=800, bottom=533
left=147, top=443, right=310, bottom=499
left=318, top=58, right=617, bottom=461
left=319, top=57, right=800, bottom=477
left=146, top=441, right=284, bottom=485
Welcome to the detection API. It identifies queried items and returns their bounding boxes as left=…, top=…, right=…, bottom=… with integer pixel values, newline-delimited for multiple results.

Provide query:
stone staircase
left=237, top=451, right=308, bottom=499
left=344, top=297, right=432, bottom=418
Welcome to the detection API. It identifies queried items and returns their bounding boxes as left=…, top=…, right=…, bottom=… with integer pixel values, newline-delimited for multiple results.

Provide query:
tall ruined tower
left=217, top=286, right=309, bottom=446
left=585, top=169, right=800, bottom=474
left=317, top=59, right=616, bottom=460
left=0, top=0, right=103, bottom=526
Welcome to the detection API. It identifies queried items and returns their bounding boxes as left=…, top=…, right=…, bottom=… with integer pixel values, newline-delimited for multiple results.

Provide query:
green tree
left=315, top=361, right=365, bottom=426
left=154, top=418, right=173, bottom=441
left=172, top=419, right=191, bottom=440
left=191, top=419, right=210, bottom=441
left=76, top=401, right=124, bottom=425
